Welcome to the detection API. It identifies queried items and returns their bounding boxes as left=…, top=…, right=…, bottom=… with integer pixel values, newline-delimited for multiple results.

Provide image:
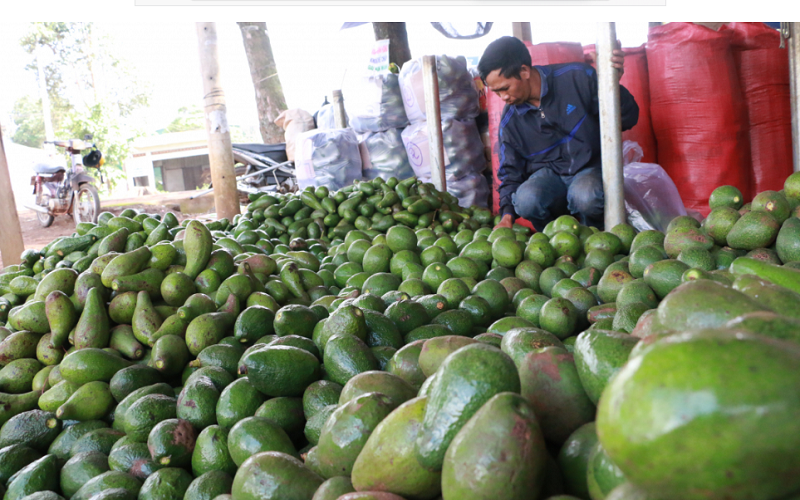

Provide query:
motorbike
left=27, top=136, right=103, bottom=227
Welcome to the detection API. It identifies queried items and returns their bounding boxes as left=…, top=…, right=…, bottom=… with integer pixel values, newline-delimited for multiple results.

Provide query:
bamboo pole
left=196, top=22, right=240, bottom=220
left=0, top=128, right=25, bottom=267
left=789, top=23, right=800, bottom=173
left=596, top=22, right=626, bottom=229
left=511, top=23, right=532, bottom=42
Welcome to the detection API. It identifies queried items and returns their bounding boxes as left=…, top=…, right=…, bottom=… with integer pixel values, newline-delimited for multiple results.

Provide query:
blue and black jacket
left=497, top=62, right=639, bottom=218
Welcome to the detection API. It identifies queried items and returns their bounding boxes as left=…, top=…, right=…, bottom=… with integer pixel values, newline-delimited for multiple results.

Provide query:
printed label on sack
left=367, top=39, right=390, bottom=75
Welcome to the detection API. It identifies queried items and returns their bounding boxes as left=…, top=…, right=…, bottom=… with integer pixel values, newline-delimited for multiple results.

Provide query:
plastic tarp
left=487, top=41, right=586, bottom=229
left=399, top=55, right=480, bottom=124
left=729, top=22, right=793, bottom=194
left=647, top=23, right=751, bottom=216
left=294, top=128, right=362, bottom=190
left=359, top=128, right=414, bottom=181
left=622, top=141, right=688, bottom=232
left=346, top=74, right=409, bottom=134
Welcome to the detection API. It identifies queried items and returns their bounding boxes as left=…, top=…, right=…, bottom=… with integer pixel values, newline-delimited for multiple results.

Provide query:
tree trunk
left=372, top=23, right=412, bottom=67
left=237, top=22, right=288, bottom=144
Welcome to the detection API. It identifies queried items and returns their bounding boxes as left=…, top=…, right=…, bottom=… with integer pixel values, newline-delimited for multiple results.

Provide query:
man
left=478, top=36, right=639, bottom=232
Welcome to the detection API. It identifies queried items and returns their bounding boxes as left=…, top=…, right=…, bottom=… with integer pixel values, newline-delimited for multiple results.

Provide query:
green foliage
left=11, top=22, right=151, bottom=194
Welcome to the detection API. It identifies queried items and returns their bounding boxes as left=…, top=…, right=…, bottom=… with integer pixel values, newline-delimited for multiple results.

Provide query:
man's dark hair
left=478, top=36, right=532, bottom=82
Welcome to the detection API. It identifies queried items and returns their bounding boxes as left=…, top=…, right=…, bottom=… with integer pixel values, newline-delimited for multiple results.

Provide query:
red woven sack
left=647, top=23, right=751, bottom=215
left=729, top=22, right=792, bottom=194
left=583, top=44, right=658, bottom=164
left=487, top=41, right=585, bottom=228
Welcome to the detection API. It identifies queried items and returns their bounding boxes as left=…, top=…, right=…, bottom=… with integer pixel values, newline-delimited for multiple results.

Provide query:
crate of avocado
left=1, top=173, right=800, bottom=500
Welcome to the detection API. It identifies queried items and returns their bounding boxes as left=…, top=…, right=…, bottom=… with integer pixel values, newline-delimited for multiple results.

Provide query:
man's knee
left=513, top=170, right=564, bottom=220
left=568, top=169, right=604, bottom=218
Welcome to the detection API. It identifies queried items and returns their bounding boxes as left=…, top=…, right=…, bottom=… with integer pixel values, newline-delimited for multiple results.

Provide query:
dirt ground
left=1, top=191, right=208, bottom=269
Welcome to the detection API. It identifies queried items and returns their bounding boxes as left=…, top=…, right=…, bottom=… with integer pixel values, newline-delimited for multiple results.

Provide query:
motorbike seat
left=34, top=162, right=66, bottom=174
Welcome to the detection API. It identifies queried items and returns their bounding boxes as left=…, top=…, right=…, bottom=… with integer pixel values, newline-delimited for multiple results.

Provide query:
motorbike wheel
left=36, top=210, right=54, bottom=228
left=73, top=183, right=101, bottom=225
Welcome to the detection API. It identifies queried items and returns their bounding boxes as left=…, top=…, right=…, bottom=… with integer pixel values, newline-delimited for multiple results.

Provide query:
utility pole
left=196, top=22, right=240, bottom=221
left=0, top=128, right=25, bottom=267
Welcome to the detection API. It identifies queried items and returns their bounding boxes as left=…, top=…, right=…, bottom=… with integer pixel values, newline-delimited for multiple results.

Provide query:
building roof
left=132, top=130, right=208, bottom=152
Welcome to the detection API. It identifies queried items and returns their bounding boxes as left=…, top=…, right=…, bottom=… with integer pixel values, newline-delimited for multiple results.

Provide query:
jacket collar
left=513, top=66, right=549, bottom=115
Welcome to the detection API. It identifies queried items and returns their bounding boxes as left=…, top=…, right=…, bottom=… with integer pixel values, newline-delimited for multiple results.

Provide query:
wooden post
left=422, top=56, right=447, bottom=192
left=596, top=22, right=626, bottom=229
left=0, top=128, right=25, bottom=267
left=512, top=23, right=532, bottom=42
left=196, top=22, right=240, bottom=221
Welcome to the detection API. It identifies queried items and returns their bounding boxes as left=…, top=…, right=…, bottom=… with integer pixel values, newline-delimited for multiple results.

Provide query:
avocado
left=656, top=279, right=767, bottom=333
left=138, top=467, right=193, bottom=500
left=558, top=422, right=598, bottom=499
left=351, top=397, right=441, bottom=499
left=4, top=453, right=59, bottom=500
left=56, top=381, right=114, bottom=421
left=441, top=392, right=547, bottom=500
left=385, top=340, right=427, bottom=390
left=147, top=418, right=196, bottom=467
left=574, top=329, right=639, bottom=405
left=0, top=444, right=42, bottom=484
left=60, top=451, right=110, bottom=498
left=215, top=377, right=267, bottom=430
left=415, top=343, right=520, bottom=471
left=69, top=427, right=125, bottom=457
left=109, top=365, right=164, bottom=403
left=642, top=259, right=690, bottom=299
left=315, top=392, right=397, bottom=478
left=184, top=470, right=234, bottom=500
left=71, top=471, right=143, bottom=500
left=597, top=329, right=800, bottom=500
left=191, top=425, right=236, bottom=477
left=586, top=440, right=628, bottom=500
left=176, top=375, right=220, bottom=430
left=726, top=209, right=781, bottom=250
left=108, top=442, right=162, bottom=479
left=228, top=416, right=298, bottom=466
left=312, top=476, right=355, bottom=500
left=519, top=346, right=595, bottom=444
left=0, top=410, right=61, bottom=451
left=338, top=370, right=417, bottom=407
left=304, top=405, right=337, bottom=447
left=59, top=348, right=131, bottom=385
left=302, top=380, right=343, bottom=420
left=113, top=383, right=174, bottom=432
left=253, top=397, right=305, bottom=442
left=122, top=394, right=178, bottom=442
left=230, top=451, right=323, bottom=500
left=239, top=345, right=320, bottom=398
left=46, top=420, right=108, bottom=463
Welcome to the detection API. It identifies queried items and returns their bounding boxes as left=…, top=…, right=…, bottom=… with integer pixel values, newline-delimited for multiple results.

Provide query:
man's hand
left=585, top=42, right=626, bottom=78
left=494, top=213, right=513, bottom=229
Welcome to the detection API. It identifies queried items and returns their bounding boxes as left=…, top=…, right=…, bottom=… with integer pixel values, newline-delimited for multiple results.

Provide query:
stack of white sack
left=294, top=128, right=362, bottom=190
left=359, top=129, right=414, bottom=181
left=400, top=119, right=489, bottom=207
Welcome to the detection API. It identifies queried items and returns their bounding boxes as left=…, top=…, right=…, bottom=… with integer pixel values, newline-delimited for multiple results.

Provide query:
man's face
left=485, top=66, right=531, bottom=106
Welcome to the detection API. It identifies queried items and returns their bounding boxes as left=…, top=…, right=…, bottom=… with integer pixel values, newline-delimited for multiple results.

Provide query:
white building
left=125, top=130, right=211, bottom=193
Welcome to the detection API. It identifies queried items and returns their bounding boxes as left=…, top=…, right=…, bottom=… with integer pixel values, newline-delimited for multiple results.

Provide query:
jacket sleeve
left=497, top=136, right=527, bottom=219
left=585, top=67, right=640, bottom=131
left=619, top=84, right=639, bottom=131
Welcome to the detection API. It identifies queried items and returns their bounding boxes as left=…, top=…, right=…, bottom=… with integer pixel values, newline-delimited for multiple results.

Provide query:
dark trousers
left=511, top=166, right=605, bottom=232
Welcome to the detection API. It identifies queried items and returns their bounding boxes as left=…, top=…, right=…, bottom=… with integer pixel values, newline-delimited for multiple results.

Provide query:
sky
left=0, top=21, right=649, bottom=144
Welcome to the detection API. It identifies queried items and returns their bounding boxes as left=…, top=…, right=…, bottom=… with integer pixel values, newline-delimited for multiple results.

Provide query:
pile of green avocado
left=1, top=173, right=800, bottom=500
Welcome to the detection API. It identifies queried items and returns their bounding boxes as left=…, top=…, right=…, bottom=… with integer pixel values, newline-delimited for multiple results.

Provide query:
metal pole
left=196, top=22, right=240, bottom=220
left=512, top=22, right=532, bottom=42
left=789, top=23, right=800, bottom=173
left=332, top=90, right=347, bottom=129
left=35, top=46, right=56, bottom=155
left=422, top=55, right=447, bottom=191
left=596, top=22, right=626, bottom=229
left=0, top=128, right=25, bottom=267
